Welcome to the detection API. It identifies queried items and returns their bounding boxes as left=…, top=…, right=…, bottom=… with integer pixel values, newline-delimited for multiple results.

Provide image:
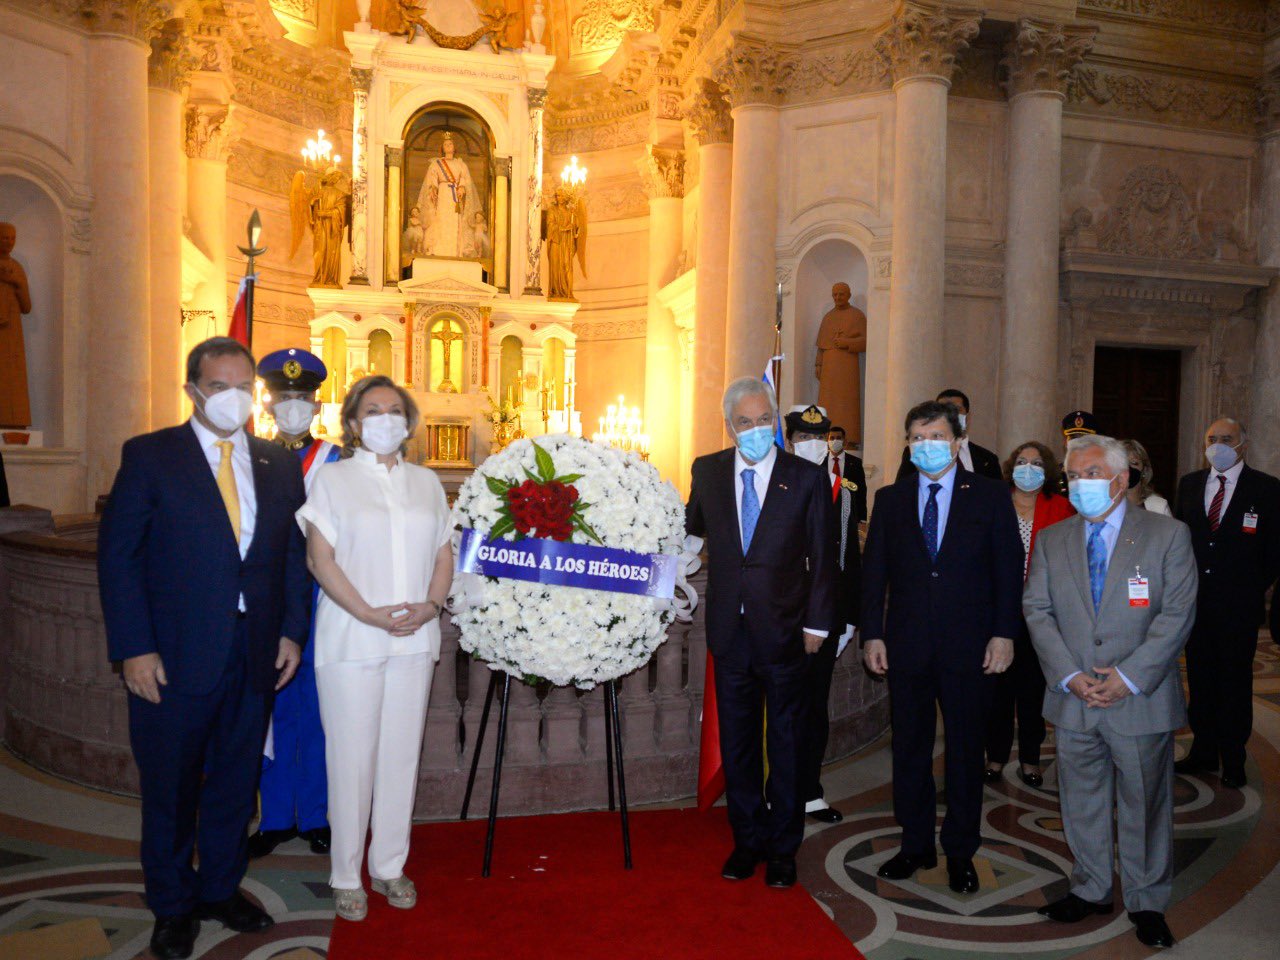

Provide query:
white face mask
left=360, top=412, right=408, bottom=455
left=792, top=438, right=827, bottom=464
left=272, top=398, right=318, bottom=437
left=828, top=439, right=844, bottom=455
left=195, top=386, right=253, bottom=433
left=1205, top=442, right=1240, bottom=473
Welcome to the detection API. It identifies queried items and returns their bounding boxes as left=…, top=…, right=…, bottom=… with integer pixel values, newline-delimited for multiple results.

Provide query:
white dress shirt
left=916, top=461, right=958, bottom=552
left=190, top=417, right=256, bottom=557
left=957, top=437, right=974, bottom=473
left=297, top=449, right=453, bottom=668
left=1203, top=458, right=1244, bottom=517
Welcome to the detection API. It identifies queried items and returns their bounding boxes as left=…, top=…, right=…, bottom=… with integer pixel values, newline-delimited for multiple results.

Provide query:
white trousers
left=316, top=652, right=433, bottom=890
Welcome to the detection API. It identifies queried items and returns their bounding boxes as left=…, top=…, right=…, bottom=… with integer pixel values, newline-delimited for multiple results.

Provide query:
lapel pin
left=777, top=483, right=789, bottom=491
left=959, top=483, right=970, bottom=490
left=1125, top=538, right=1135, bottom=545
left=257, top=457, right=269, bottom=465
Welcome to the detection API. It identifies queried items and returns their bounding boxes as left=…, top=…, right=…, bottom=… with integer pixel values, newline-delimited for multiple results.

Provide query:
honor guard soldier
left=249, top=348, right=341, bottom=857
left=1058, top=411, right=1100, bottom=494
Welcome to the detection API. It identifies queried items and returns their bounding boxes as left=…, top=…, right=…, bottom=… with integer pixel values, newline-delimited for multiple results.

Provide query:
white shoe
left=372, top=875, right=417, bottom=909
left=332, top=886, right=368, bottom=921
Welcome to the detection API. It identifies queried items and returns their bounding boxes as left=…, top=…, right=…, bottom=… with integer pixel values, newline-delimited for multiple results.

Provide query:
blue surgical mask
left=910, top=439, right=954, bottom=475
left=736, top=425, right=775, bottom=463
left=1068, top=477, right=1119, bottom=519
left=1012, top=464, right=1045, bottom=492
left=1205, top=442, right=1240, bottom=473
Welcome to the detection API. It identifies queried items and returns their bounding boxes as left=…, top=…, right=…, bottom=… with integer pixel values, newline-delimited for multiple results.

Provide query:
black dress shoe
left=806, top=806, right=843, bottom=824
left=765, top=857, right=797, bottom=888
left=1019, top=768, right=1044, bottom=788
left=983, top=767, right=1003, bottom=784
left=1129, top=910, right=1175, bottom=948
left=1221, top=768, right=1247, bottom=789
left=877, top=850, right=937, bottom=880
left=721, top=847, right=762, bottom=881
left=1038, top=893, right=1114, bottom=923
left=947, top=858, right=979, bottom=894
left=1174, top=756, right=1217, bottom=776
left=247, top=826, right=297, bottom=859
left=150, top=915, right=199, bottom=960
left=300, top=825, right=332, bottom=853
left=194, top=891, right=274, bottom=933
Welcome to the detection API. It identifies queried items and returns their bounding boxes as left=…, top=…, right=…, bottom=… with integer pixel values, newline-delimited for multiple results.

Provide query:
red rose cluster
left=507, top=479, right=580, bottom=541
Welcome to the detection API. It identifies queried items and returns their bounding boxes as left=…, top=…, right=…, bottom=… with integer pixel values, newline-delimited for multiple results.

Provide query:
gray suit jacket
left=1023, top=506, right=1197, bottom=736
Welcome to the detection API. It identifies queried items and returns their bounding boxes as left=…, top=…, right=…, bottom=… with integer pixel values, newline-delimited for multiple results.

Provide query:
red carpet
left=328, top=807, right=865, bottom=960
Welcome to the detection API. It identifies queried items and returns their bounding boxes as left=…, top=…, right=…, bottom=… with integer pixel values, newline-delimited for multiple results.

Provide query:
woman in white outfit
left=297, top=375, right=454, bottom=921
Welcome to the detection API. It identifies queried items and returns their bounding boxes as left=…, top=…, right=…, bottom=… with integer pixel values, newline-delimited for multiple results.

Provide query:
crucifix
left=433, top=320, right=464, bottom=393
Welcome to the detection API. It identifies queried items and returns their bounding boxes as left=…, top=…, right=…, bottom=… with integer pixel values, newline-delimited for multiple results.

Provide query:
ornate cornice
left=572, top=0, right=654, bottom=56
left=80, top=0, right=169, bottom=42
left=1003, top=19, right=1096, bottom=99
left=874, top=1, right=983, bottom=87
left=637, top=146, right=685, bottom=199
left=788, top=47, right=890, bottom=102
left=1066, top=64, right=1256, bottom=134
left=1077, top=0, right=1266, bottom=34
left=683, top=78, right=733, bottom=146
left=184, top=101, right=234, bottom=160
left=713, top=34, right=799, bottom=108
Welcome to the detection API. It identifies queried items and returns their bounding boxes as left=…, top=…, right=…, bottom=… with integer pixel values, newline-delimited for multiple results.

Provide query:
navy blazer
left=98, top=423, right=310, bottom=695
left=861, top=467, right=1023, bottom=663
left=685, top=448, right=835, bottom=664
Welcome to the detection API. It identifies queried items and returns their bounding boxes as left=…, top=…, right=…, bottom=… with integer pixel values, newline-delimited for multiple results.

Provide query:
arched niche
left=368, top=327, right=393, bottom=376
left=319, top=326, right=348, bottom=404
left=499, top=333, right=523, bottom=403
left=0, top=174, right=63, bottom=443
left=794, top=238, right=869, bottom=440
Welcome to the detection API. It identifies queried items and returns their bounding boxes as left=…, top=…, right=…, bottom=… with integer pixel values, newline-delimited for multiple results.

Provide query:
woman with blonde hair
left=297, top=375, right=454, bottom=921
left=1121, top=438, right=1172, bottom=516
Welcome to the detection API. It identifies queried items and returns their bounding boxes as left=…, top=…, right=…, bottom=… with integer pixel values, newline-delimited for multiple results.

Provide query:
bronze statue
left=815, top=282, right=867, bottom=444
left=290, top=165, right=350, bottom=288
left=542, top=186, right=588, bottom=301
left=0, top=223, right=32, bottom=429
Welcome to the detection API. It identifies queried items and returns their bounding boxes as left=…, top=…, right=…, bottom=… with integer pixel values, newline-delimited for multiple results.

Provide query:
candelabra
left=592, top=395, right=650, bottom=460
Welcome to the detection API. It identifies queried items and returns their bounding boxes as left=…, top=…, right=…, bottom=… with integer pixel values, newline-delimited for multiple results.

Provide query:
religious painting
left=402, top=105, right=495, bottom=275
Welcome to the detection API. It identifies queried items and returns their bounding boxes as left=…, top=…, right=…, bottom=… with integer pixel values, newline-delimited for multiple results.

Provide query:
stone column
left=349, top=66, right=373, bottom=285
left=997, top=20, right=1094, bottom=453
left=147, top=20, right=188, bottom=429
left=1252, top=71, right=1280, bottom=474
left=875, top=2, right=980, bottom=451
left=685, top=79, right=733, bottom=457
left=185, top=82, right=234, bottom=332
left=639, top=146, right=685, bottom=483
left=83, top=0, right=160, bottom=497
left=524, top=87, right=548, bottom=295
left=716, top=37, right=796, bottom=382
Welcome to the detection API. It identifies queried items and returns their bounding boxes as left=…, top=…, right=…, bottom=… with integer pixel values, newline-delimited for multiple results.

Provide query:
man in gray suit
left=1024, top=434, right=1196, bottom=950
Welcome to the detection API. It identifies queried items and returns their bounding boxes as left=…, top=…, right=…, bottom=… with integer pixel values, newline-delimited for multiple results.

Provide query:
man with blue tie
left=685, top=377, right=835, bottom=888
left=861, top=400, right=1023, bottom=894
left=98, top=337, right=311, bottom=959
left=1025, top=434, right=1196, bottom=949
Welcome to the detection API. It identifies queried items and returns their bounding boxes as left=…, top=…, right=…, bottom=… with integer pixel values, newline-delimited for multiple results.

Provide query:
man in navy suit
left=685, top=377, right=834, bottom=889
left=862, top=400, right=1023, bottom=894
left=99, top=337, right=310, bottom=959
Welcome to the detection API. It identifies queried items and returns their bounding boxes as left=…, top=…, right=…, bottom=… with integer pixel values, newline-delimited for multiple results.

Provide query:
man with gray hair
left=1173, top=417, right=1280, bottom=789
left=1025, top=434, right=1196, bottom=949
left=685, top=376, right=835, bottom=889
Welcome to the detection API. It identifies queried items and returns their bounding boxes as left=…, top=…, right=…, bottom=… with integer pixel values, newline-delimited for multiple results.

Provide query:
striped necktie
left=1207, top=475, right=1226, bottom=532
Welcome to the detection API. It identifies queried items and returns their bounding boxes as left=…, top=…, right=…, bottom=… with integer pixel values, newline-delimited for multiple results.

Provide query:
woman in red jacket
left=984, top=441, right=1074, bottom=788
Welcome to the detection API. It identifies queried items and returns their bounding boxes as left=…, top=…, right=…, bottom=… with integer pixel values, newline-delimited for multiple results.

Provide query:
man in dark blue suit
left=861, top=400, right=1023, bottom=894
left=685, top=377, right=835, bottom=889
left=99, top=337, right=310, bottom=959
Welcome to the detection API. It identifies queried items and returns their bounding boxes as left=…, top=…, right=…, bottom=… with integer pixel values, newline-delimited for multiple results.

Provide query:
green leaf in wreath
left=573, top=514, right=604, bottom=545
left=485, top=475, right=512, bottom=496
left=488, top=515, right=516, bottom=541
left=554, top=473, right=584, bottom=483
left=523, top=467, right=542, bottom=483
left=533, top=442, right=556, bottom=481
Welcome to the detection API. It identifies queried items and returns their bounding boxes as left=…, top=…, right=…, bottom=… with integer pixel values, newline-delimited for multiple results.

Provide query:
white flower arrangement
left=450, top=435, right=691, bottom=688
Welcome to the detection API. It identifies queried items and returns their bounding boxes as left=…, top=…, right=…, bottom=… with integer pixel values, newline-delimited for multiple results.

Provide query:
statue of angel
left=290, top=165, right=350, bottom=288
left=542, top=186, right=587, bottom=300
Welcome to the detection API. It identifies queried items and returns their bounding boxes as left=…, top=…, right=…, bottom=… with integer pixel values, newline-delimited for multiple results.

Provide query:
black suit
left=800, top=451, right=864, bottom=806
left=686, top=447, right=834, bottom=857
left=861, top=467, right=1023, bottom=860
left=0, top=449, right=8, bottom=507
left=1174, top=463, right=1280, bottom=773
left=896, top=439, right=1002, bottom=484
left=98, top=423, right=310, bottom=917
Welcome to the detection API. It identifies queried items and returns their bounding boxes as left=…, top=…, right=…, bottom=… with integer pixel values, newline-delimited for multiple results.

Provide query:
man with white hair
left=1025, top=434, right=1197, bottom=949
left=685, top=377, right=835, bottom=889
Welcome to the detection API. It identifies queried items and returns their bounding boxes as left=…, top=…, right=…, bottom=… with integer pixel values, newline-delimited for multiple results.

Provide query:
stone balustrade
left=0, top=513, right=889, bottom=817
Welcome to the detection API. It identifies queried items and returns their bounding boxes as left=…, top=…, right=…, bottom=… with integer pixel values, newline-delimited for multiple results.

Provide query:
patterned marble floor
left=1, top=638, right=1276, bottom=959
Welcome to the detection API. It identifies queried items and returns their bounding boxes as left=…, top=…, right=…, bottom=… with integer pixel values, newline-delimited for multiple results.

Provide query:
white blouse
left=297, top=449, right=453, bottom=668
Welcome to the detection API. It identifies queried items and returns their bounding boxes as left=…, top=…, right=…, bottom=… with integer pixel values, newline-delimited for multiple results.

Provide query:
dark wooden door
left=1092, top=346, right=1182, bottom=501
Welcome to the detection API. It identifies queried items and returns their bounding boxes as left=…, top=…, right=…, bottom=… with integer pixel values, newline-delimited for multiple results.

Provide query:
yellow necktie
left=216, top=440, right=241, bottom=545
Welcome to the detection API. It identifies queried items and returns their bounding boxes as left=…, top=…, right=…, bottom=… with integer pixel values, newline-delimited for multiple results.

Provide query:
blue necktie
left=741, top=468, right=760, bottom=553
left=1087, top=521, right=1107, bottom=610
left=923, top=482, right=941, bottom=562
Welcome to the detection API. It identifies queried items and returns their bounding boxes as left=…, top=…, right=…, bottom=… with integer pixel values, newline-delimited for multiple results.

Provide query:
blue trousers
left=129, top=620, right=265, bottom=917
left=259, top=627, right=328, bottom=832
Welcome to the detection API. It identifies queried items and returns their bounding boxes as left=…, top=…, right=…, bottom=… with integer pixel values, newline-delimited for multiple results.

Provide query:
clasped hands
left=1067, top=666, right=1132, bottom=708
left=362, top=600, right=442, bottom=637
left=861, top=636, right=1013, bottom=676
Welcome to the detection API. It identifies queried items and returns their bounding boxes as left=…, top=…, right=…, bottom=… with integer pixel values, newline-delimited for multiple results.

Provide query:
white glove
left=836, top=624, right=855, bottom=659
